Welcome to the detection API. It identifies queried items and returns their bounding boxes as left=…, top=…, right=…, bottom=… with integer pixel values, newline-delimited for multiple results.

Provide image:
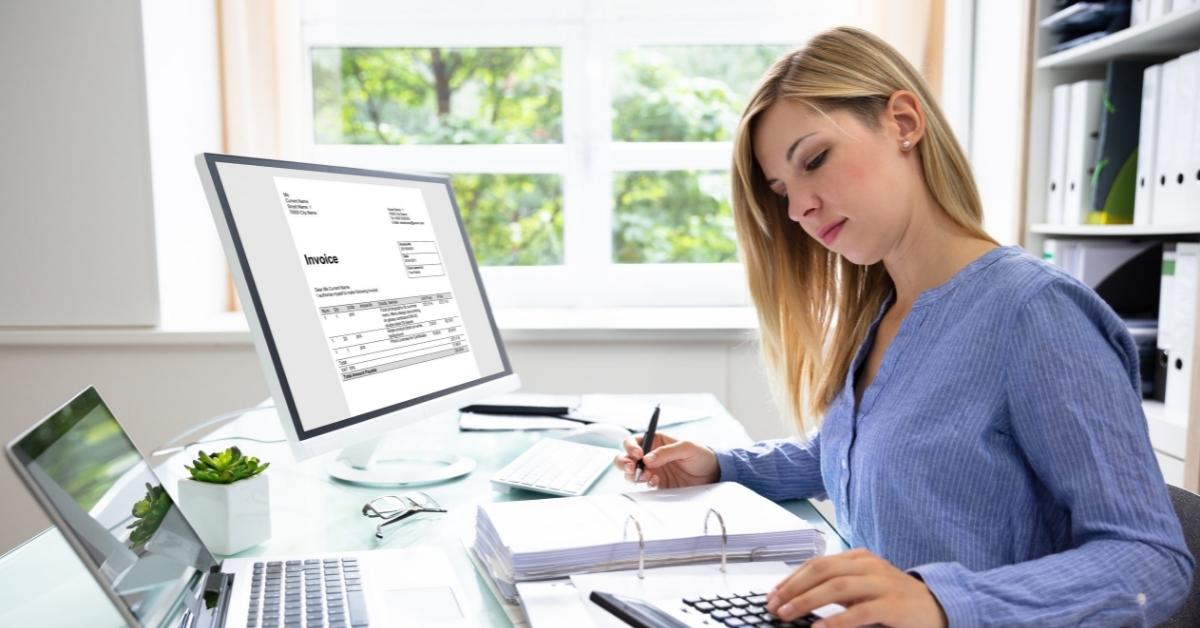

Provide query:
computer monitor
left=195, top=153, right=519, bottom=486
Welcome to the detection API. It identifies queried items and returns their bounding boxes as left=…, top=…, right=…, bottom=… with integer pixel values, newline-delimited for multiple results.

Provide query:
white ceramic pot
left=177, top=473, right=271, bottom=555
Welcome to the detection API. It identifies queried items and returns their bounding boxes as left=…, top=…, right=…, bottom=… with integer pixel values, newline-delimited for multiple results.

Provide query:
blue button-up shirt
left=713, top=246, right=1194, bottom=626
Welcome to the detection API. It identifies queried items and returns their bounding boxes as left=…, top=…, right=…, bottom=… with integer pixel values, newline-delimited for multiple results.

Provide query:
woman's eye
left=805, top=150, right=828, bottom=172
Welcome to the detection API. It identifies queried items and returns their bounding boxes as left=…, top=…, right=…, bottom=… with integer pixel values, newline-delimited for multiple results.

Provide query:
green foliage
left=613, top=170, right=738, bottom=263
left=612, top=45, right=788, bottom=142
left=452, top=174, right=563, bottom=265
left=313, top=46, right=562, bottom=145
left=186, top=447, right=269, bottom=485
left=127, top=483, right=171, bottom=551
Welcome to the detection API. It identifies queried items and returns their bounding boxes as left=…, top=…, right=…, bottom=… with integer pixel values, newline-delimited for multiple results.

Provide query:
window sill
left=0, top=307, right=761, bottom=346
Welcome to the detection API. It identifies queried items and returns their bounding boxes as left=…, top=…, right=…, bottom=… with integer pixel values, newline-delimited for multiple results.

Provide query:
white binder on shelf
left=1132, top=0, right=1150, bottom=25
left=1189, top=49, right=1200, bottom=222
left=1165, top=243, right=1199, bottom=427
left=1047, top=83, right=1072, bottom=225
left=1159, top=245, right=1178, bottom=357
left=1172, top=52, right=1198, bottom=224
left=1135, top=64, right=1162, bottom=226
left=1153, top=57, right=1182, bottom=225
left=1063, top=80, right=1104, bottom=226
left=1150, top=0, right=1175, bottom=19
left=1043, top=238, right=1062, bottom=266
left=1155, top=52, right=1200, bottom=226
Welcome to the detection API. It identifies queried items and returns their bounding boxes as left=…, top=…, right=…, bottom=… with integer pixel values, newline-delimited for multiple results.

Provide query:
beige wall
left=0, top=335, right=790, bottom=554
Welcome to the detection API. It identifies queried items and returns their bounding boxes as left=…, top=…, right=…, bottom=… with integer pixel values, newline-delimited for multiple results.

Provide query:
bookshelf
left=1024, top=0, right=1200, bottom=492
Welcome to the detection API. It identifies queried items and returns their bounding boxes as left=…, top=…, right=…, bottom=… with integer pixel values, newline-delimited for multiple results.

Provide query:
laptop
left=6, top=387, right=472, bottom=627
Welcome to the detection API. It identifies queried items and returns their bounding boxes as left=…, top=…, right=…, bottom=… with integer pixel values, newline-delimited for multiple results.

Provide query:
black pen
left=634, top=404, right=661, bottom=483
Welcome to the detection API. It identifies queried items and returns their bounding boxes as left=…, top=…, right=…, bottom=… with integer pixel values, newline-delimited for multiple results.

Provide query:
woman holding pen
left=614, top=26, right=1192, bottom=628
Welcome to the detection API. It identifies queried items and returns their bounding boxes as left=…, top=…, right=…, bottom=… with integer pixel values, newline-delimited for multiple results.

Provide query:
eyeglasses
left=361, top=492, right=446, bottom=539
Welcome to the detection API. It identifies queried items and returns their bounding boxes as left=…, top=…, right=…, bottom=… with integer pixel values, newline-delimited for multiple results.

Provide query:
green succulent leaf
left=126, top=484, right=171, bottom=552
left=186, top=446, right=270, bottom=484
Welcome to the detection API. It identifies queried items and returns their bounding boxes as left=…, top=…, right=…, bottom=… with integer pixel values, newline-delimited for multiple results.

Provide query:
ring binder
left=624, top=514, right=646, bottom=579
left=704, top=508, right=728, bottom=572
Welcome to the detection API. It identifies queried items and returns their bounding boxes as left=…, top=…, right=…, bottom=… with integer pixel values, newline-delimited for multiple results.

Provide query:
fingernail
left=778, top=603, right=793, bottom=617
left=644, top=453, right=656, bottom=462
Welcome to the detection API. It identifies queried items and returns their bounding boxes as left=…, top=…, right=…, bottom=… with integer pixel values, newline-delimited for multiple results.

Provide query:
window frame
left=297, top=0, right=962, bottom=308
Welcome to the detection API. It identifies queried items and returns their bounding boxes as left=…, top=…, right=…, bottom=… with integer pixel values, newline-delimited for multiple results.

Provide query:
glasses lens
left=408, top=491, right=441, bottom=510
left=364, top=495, right=412, bottom=518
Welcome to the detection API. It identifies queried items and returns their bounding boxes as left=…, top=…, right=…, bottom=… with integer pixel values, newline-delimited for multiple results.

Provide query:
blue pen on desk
left=633, top=404, right=661, bottom=484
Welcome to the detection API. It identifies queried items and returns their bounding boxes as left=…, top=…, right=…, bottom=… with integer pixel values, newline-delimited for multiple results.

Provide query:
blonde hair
left=731, top=26, right=994, bottom=433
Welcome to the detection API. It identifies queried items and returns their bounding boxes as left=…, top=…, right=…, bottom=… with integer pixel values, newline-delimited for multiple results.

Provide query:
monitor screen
left=202, top=155, right=514, bottom=444
left=8, top=388, right=216, bottom=626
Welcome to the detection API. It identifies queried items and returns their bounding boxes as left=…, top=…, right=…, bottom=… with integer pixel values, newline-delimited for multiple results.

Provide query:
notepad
left=470, top=482, right=825, bottom=603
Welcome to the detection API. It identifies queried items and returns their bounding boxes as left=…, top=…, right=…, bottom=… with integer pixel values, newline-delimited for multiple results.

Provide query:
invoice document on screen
left=272, top=176, right=481, bottom=417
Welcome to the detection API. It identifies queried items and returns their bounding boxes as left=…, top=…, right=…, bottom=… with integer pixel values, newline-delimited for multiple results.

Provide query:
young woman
left=615, top=27, right=1193, bottom=627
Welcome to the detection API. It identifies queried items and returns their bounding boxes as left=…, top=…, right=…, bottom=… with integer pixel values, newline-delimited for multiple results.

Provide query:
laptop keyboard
left=681, top=590, right=820, bottom=627
left=247, top=558, right=368, bottom=627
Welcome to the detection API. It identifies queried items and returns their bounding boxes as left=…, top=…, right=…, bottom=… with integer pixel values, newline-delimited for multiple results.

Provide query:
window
left=299, top=0, right=948, bottom=307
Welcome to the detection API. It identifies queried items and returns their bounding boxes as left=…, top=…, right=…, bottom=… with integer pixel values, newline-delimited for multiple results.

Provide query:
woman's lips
left=819, top=219, right=847, bottom=245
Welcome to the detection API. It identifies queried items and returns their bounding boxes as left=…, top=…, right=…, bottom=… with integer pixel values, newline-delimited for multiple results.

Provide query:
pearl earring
left=901, top=139, right=912, bottom=150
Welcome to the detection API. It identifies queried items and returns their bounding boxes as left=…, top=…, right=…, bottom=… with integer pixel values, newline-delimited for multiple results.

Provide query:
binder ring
left=624, top=514, right=646, bottom=579
left=704, top=508, right=728, bottom=573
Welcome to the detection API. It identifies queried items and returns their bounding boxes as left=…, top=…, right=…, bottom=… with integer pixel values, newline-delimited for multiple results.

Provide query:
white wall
left=969, top=0, right=1032, bottom=245
left=0, top=0, right=160, bottom=326
left=141, top=0, right=229, bottom=326
left=0, top=336, right=789, bottom=553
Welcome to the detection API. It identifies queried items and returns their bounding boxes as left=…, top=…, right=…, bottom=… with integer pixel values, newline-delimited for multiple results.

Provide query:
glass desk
left=0, top=394, right=845, bottom=627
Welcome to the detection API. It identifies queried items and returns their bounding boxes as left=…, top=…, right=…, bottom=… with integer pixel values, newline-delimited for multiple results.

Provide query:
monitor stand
left=327, top=441, right=476, bottom=487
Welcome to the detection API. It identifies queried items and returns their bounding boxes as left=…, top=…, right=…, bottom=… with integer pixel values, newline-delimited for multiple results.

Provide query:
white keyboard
left=491, top=438, right=616, bottom=497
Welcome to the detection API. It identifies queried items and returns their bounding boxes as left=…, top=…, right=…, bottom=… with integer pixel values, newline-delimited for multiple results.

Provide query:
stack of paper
left=469, top=482, right=825, bottom=603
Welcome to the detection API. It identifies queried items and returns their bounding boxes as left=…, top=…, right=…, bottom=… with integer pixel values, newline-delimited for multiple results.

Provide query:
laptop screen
left=7, top=388, right=218, bottom=626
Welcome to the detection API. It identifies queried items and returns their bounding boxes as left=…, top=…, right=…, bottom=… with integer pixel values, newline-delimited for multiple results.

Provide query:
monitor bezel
left=196, top=153, right=519, bottom=460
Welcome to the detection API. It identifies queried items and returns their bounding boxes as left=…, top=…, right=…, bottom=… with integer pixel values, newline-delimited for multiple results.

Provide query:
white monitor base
left=328, top=441, right=475, bottom=487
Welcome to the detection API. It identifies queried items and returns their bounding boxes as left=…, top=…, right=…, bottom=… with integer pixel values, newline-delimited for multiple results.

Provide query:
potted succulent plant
left=177, top=446, right=271, bottom=555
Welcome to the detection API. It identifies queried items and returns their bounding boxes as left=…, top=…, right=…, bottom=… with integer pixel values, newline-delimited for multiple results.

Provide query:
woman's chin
left=839, top=247, right=882, bottom=267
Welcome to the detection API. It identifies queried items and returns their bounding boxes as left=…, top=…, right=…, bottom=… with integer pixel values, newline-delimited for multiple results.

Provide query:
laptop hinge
left=177, top=566, right=234, bottom=628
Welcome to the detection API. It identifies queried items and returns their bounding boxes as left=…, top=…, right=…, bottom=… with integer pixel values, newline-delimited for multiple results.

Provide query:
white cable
left=150, top=403, right=279, bottom=457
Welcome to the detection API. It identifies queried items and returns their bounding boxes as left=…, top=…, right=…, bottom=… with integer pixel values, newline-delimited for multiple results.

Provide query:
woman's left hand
left=766, top=548, right=947, bottom=628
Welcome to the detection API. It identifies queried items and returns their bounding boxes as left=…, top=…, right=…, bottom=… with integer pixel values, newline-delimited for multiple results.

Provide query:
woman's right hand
left=612, top=432, right=720, bottom=489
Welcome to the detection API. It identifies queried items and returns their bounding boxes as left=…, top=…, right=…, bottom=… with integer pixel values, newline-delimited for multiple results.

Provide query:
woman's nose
left=788, top=196, right=817, bottom=223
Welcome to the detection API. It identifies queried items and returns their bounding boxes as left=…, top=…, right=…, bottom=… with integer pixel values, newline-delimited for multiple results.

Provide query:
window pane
left=313, top=47, right=563, bottom=144
left=612, top=45, right=789, bottom=142
left=613, top=170, right=736, bottom=264
left=452, top=174, right=563, bottom=266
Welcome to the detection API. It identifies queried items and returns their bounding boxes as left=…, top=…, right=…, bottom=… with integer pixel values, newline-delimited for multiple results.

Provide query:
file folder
left=1043, top=238, right=1062, bottom=266
left=1063, top=80, right=1104, bottom=226
left=1159, top=244, right=1177, bottom=357
left=1133, top=0, right=1150, bottom=25
left=1090, top=60, right=1153, bottom=224
left=470, top=482, right=824, bottom=604
left=1154, top=57, right=1182, bottom=225
left=1189, top=50, right=1200, bottom=222
left=1135, top=63, right=1162, bottom=226
left=1165, top=243, right=1199, bottom=426
left=1154, top=52, right=1200, bottom=226
left=1150, top=0, right=1174, bottom=20
left=1171, top=51, right=1198, bottom=225
left=1047, top=83, right=1072, bottom=225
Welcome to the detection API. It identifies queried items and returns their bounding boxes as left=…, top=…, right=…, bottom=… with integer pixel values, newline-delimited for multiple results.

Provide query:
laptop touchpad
left=384, top=586, right=463, bottom=622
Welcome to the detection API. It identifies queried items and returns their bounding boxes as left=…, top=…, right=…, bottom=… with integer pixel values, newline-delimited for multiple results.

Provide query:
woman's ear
left=886, top=90, right=926, bottom=149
